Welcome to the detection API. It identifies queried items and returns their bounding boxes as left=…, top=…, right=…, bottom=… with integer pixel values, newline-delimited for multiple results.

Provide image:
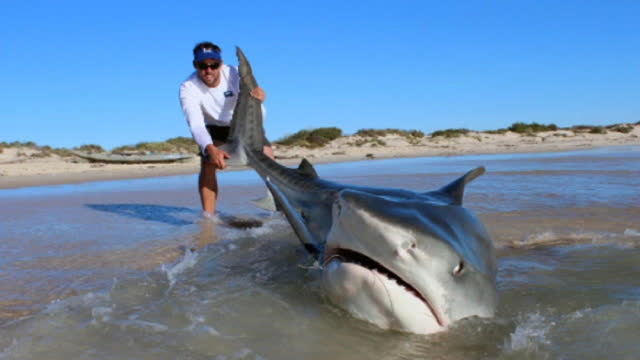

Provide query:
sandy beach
left=1, top=125, right=639, bottom=189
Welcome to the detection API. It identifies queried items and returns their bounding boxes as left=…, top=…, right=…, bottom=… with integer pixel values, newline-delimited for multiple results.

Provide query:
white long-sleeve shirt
left=179, top=64, right=265, bottom=154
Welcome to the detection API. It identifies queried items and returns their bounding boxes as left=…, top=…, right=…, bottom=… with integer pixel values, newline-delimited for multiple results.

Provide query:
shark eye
left=453, top=261, right=465, bottom=276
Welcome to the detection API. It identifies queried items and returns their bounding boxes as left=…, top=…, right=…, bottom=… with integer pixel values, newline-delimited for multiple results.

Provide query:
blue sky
left=1, top=1, right=638, bottom=150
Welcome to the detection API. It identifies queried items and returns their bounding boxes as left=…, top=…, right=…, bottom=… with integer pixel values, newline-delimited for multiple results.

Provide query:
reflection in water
left=86, top=203, right=198, bottom=226
left=194, top=219, right=219, bottom=250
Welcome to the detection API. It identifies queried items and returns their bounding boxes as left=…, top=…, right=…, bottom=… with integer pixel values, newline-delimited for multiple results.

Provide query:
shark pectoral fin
left=437, top=166, right=486, bottom=205
left=264, top=177, right=320, bottom=255
left=251, top=190, right=278, bottom=211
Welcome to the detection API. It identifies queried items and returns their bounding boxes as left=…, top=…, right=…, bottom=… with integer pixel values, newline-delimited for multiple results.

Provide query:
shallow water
left=1, top=146, right=639, bottom=359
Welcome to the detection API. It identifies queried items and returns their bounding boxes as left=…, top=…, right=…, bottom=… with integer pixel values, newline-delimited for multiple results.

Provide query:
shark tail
left=218, top=47, right=268, bottom=167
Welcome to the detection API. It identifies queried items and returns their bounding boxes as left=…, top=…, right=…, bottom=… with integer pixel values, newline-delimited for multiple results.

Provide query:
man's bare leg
left=199, top=159, right=218, bottom=215
left=199, top=144, right=272, bottom=216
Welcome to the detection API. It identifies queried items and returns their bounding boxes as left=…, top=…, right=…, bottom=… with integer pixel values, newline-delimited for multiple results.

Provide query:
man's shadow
left=86, top=204, right=199, bottom=226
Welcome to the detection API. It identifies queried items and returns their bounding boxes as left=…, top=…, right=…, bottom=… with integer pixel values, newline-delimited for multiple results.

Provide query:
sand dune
left=1, top=125, right=639, bottom=189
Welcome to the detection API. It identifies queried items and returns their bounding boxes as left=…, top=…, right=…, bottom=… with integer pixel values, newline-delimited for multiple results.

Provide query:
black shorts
left=206, top=125, right=231, bottom=143
left=200, top=125, right=271, bottom=158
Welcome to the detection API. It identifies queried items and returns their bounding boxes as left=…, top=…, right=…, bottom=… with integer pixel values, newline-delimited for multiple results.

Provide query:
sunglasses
left=197, top=62, right=221, bottom=70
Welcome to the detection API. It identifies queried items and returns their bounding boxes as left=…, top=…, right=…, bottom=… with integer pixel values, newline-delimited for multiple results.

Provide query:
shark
left=220, top=47, right=498, bottom=334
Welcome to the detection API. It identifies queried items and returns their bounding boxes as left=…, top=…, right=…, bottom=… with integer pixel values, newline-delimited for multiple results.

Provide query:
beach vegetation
left=570, top=125, right=609, bottom=134
left=508, top=122, right=558, bottom=133
left=74, top=144, right=105, bottom=153
left=111, top=137, right=198, bottom=154
left=483, top=128, right=508, bottom=134
left=570, top=125, right=591, bottom=132
left=275, top=127, right=342, bottom=148
left=606, top=124, right=633, bottom=133
left=0, top=141, right=37, bottom=148
left=430, top=128, right=469, bottom=138
left=30, top=151, right=53, bottom=158
left=113, top=142, right=175, bottom=154
left=355, top=128, right=424, bottom=139
left=51, top=148, right=74, bottom=157
left=166, top=136, right=199, bottom=151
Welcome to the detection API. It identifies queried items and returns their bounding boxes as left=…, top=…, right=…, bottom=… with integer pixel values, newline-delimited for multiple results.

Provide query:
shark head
left=322, top=189, right=497, bottom=334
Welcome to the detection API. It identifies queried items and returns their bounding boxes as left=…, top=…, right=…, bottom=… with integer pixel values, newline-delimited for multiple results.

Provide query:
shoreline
left=1, top=126, right=639, bottom=189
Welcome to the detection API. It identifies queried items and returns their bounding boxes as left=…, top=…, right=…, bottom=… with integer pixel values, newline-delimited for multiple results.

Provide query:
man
left=179, top=42, right=274, bottom=218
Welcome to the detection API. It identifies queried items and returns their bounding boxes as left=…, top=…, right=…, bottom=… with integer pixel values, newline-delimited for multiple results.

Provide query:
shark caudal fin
left=218, top=47, right=269, bottom=166
left=436, top=166, right=485, bottom=205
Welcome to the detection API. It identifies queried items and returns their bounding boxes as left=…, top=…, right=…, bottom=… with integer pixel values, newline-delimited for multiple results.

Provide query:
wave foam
left=503, top=311, right=553, bottom=353
left=624, top=228, right=640, bottom=237
left=161, top=249, right=199, bottom=288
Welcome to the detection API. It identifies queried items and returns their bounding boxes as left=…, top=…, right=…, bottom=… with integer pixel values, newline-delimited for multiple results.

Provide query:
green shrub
left=508, top=122, right=557, bottom=133
left=2, top=141, right=37, bottom=148
left=275, top=127, right=342, bottom=148
left=606, top=124, right=633, bottom=134
left=430, top=128, right=469, bottom=138
left=74, top=144, right=105, bottom=153
left=111, top=138, right=197, bottom=154
left=52, top=148, right=74, bottom=157
left=166, top=136, right=198, bottom=152
left=589, top=126, right=606, bottom=134
left=483, top=128, right=508, bottom=135
left=354, top=128, right=424, bottom=139
left=571, top=125, right=594, bottom=133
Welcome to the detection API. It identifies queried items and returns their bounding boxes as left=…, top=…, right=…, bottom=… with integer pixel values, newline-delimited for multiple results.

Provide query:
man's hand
left=205, top=144, right=230, bottom=169
left=250, top=87, right=266, bottom=103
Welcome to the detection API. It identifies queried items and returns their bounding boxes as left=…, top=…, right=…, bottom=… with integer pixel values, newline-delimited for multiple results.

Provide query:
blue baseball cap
left=194, top=47, right=222, bottom=63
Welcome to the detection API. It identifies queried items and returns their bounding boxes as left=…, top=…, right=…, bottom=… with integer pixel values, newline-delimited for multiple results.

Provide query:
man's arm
left=179, top=82, right=229, bottom=169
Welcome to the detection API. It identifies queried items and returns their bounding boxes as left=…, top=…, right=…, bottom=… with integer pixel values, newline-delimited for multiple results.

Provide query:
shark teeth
left=323, top=247, right=442, bottom=326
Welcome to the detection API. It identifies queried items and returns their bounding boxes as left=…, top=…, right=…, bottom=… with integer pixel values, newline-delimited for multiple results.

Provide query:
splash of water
left=161, top=249, right=199, bottom=288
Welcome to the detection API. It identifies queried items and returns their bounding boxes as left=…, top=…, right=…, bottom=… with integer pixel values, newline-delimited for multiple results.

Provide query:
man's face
left=194, top=58, right=222, bottom=88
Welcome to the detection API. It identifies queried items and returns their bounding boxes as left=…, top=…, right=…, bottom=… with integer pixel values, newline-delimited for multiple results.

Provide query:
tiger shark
left=220, top=47, right=497, bottom=334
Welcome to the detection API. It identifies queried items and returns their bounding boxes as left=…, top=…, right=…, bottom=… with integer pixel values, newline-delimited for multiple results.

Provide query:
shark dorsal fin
left=438, top=166, right=485, bottom=205
left=297, top=158, right=318, bottom=178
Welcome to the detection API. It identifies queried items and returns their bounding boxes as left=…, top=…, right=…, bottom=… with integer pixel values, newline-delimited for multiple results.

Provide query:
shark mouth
left=323, top=247, right=443, bottom=327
